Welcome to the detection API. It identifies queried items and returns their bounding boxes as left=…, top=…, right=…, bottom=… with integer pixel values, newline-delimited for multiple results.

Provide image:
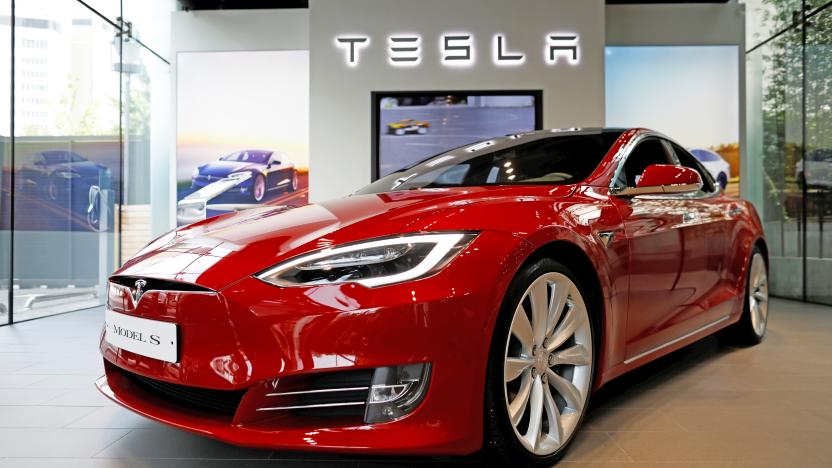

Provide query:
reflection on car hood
left=199, top=161, right=263, bottom=177
left=114, top=185, right=575, bottom=290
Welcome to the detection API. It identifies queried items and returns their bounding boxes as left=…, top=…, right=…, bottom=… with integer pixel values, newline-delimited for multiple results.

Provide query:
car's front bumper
left=97, top=230, right=525, bottom=455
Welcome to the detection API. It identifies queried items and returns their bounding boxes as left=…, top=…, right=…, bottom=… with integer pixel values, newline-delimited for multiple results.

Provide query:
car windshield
left=41, top=151, right=85, bottom=164
left=691, top=149, right=720, bottom=162
left=220, top=151, right=271, bottom=164
left=358, top=131, right=623, bottom=194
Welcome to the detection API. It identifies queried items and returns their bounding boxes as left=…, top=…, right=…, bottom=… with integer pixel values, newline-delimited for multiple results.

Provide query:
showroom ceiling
left=177, top=0, right=731, bottom=11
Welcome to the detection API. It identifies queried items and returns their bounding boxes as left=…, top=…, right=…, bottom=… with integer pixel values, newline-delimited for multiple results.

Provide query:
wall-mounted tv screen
left=372, top=90, right=542, bottom=179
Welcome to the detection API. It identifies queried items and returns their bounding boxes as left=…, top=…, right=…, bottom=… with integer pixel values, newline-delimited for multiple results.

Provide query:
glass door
left=11, top=0, right=121, bottom=321
left=804, top=6, right=832, bottom=304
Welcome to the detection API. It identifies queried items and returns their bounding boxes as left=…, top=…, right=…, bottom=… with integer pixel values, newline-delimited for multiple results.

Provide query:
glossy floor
left=0, top=298, right=830, bottom=467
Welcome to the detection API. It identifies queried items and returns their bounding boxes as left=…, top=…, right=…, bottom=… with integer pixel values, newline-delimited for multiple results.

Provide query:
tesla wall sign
left=335, top=33, right=579, bottom=68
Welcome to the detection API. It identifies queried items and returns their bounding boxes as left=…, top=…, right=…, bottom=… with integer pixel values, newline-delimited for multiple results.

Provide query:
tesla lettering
left=493, top=34, right=524, bottom=65
left=334, top=32, right=580, bottom=67
left=442, top=34, right=473, bottom=66
left=335, top=36, right=370, bottom=66
left=545, top=34, right=579, bottom=65
left=388, top=35, right=421, bottom=66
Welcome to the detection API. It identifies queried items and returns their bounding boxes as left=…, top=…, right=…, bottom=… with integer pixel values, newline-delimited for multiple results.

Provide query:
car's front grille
left=109, top=276, right=214, bottom=293
left=122, top=369, right=246, bottom=415
left=257, top=368, right=374, bottom=418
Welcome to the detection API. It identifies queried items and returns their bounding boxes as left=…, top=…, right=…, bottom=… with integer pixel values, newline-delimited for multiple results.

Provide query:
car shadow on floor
left=248, top=336, right=746, bottom=467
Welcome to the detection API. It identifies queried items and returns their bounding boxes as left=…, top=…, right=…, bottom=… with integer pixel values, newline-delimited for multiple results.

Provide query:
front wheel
left=486, top=258, right=595, bottom=466
left=250, top=174, right=266, bottom=202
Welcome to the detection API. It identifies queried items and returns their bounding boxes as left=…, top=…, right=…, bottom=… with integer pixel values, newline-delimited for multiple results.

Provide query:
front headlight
left=255, top=232, right=477, bottom=288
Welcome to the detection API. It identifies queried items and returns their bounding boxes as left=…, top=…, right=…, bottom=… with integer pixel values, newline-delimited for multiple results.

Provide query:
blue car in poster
left=191, top=149, right=299, bottom=202
left=16, top=150, right=113, bottom=232
left=17, top=150, right=111, bottom=201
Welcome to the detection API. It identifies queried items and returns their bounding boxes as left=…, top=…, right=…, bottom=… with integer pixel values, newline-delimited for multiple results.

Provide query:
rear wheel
left=718, top=246, right=769, bottom=345
left=717, top=172, right=728, bottom=190
left=289, top=171, right=298, bottom=192
left=486, top=258, right=595, bottom=466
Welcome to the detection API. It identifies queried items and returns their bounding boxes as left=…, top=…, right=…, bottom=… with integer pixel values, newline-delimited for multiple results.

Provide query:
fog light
left=364, top=362, right=431, bottom=423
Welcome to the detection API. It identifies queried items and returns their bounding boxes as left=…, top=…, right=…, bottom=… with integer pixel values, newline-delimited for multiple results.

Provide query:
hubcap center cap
left=533, top=346, right=550, bottom=374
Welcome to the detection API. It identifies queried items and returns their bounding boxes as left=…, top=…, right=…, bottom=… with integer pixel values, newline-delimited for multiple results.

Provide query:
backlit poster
left=176, top=50, right=309, bottom=225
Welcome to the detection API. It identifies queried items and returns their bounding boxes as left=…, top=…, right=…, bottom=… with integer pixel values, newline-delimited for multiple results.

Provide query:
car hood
left=199, top=161, right=262, bottom=177
left=114, top=185, right=575, bottom=290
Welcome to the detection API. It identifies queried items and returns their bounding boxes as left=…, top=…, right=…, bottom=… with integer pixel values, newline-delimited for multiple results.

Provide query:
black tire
left=717, top=172, right=728, bottom=191
left=484, top=257, right=596, bottom=467
left=289, top=170, right=298, bottom=192
left=717, top=246, right=768, bottom=346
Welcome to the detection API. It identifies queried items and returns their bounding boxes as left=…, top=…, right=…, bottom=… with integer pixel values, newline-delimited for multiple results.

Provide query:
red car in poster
left=97, top=128, right=768, bottom=466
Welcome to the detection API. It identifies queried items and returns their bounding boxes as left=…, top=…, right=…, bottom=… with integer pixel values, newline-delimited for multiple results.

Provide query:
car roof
left=444, top=127, right=632, bottom=156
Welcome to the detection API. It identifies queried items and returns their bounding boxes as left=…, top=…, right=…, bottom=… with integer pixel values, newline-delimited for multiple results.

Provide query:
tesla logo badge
left=131, top=279, right=147, bottom=304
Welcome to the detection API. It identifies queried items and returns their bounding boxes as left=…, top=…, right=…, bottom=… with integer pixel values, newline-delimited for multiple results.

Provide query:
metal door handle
left=682, top=212, right=697, bottom=223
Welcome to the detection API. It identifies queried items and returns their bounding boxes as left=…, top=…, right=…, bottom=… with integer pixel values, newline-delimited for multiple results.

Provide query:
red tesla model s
left=97, top=128, right=768, bottom=466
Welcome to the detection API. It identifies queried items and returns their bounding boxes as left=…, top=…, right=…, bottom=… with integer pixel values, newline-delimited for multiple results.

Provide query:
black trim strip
left=75, top=0, right=121, bottom=29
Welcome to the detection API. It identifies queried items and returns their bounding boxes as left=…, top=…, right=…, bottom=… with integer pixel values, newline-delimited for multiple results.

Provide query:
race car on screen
left=387, top=118, right=430, bottom=135
left=99, top=128, right=768, bottom=466
left=190, top=150, right=299, bottom=202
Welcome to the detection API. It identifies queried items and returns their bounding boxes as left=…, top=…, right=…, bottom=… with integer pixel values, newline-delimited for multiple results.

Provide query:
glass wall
left=746, top=0, right=832, bottom=305
left=1, top=0, right=171, bottom=325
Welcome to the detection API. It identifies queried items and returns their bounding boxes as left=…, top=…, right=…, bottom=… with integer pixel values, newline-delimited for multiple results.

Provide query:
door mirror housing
left=613, top=164, right=703, bottom=196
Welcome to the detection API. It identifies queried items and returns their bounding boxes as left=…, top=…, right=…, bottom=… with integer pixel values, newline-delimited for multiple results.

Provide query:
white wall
left=159, top=9, right=309, bottom=235
left=606, top=3, right=745, bottom=46
left=309, top=0, right=606, bottom=202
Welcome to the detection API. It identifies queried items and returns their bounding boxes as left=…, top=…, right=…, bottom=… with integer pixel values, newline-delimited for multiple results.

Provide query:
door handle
left=727, top=206, right=742, bottom=217
left=682, top=212, right=697, bottom=223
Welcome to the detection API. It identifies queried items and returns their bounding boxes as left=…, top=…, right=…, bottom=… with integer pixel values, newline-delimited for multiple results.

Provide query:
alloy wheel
left=748, top=252, right=769, bottom=337
left=503, top=272, right=593, bottom=456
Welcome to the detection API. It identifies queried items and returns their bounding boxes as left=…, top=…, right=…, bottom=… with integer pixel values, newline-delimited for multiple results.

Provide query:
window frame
left=608, top=131, right=720, bottom=199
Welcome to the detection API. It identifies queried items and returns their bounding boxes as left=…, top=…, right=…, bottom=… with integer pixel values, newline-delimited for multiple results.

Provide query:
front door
left=609, top=137, right=712, bottom=361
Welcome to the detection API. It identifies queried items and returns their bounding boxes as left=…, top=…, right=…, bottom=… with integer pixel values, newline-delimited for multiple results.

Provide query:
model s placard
left=374, top=91, right=541, bottom=179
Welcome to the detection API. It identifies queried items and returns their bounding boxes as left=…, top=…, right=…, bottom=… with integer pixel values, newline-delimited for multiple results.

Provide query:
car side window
left=616, top=138, right=673, bottom=188
left=668, top=142, right=717, bottom=194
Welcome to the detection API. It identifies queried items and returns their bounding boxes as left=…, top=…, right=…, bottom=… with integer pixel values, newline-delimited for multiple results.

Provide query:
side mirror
left=613, top=164, right=702, bottom=196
